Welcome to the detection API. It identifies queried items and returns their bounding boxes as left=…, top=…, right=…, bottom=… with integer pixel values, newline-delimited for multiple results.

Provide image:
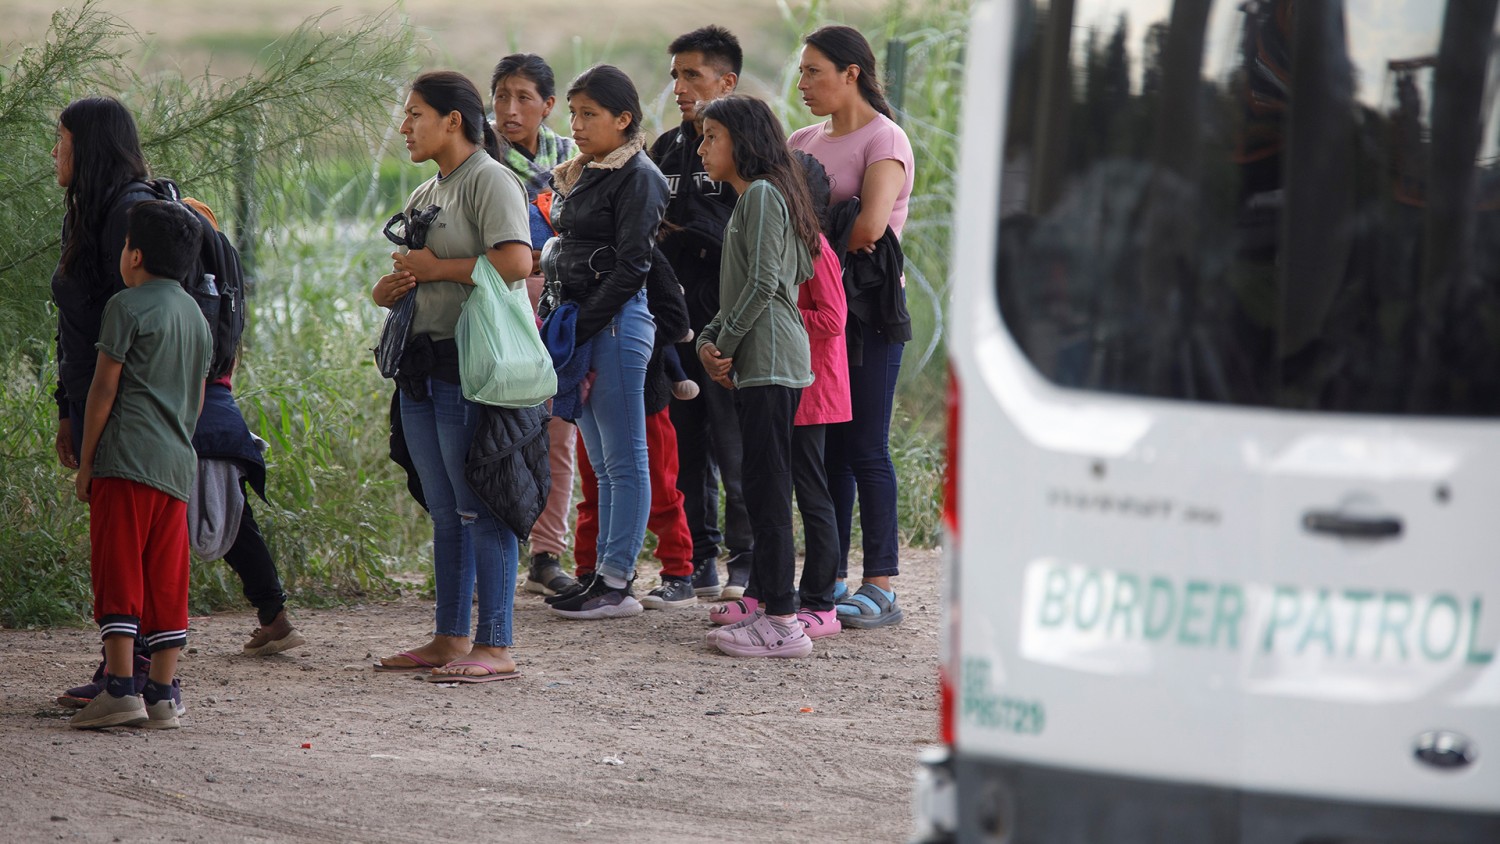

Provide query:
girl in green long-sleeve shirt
left=695, top=95, right=823, bottom=658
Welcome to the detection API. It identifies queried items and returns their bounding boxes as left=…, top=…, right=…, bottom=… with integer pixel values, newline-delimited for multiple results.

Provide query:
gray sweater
left=698, top=180, right=813, bottom=390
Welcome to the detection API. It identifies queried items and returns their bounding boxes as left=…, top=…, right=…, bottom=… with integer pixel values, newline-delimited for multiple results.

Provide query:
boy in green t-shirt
left=70, top=200, right=211, bottom=730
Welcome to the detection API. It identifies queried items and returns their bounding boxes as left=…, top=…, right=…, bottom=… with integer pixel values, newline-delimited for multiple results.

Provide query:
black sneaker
left=549, top=575, right=644, bottom=620
left=544, top=571, right=592, bottom=605
left=642, top=576, right=698, bottom=609
left=524, top=552, right=579, bottom=596
left=721, top=552, right=753, bottom=600
left=691, top=556, right=722, bottom=599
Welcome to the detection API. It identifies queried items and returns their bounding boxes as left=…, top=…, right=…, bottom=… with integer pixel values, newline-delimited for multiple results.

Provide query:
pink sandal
left=796, top=608, right=842, bottom=639
left=705, top=610, right=764, bottom=644
left=709, top=597, right=760, bottom=626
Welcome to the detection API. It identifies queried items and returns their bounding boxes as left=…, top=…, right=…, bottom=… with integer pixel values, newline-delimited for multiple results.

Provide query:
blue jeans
left=827, top=319, right=904, bottom=579
left=400, top=378, right=518, bottom=647
left=575, top=291, right=654, bottom=582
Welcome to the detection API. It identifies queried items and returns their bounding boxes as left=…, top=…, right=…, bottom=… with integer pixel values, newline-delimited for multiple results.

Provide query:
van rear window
left=996, top=0, right=1500, bottom=415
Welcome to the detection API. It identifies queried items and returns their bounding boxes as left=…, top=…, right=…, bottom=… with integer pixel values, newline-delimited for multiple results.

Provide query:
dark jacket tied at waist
left=464, top=404, right=551, bottom=541
left=826, top=197, right=912, bottom=366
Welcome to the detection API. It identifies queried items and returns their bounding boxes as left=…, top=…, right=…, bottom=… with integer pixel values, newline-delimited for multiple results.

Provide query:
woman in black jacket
left=543, top=65, right=669, bottom=620
left=51, top=98, right=151, bottom=465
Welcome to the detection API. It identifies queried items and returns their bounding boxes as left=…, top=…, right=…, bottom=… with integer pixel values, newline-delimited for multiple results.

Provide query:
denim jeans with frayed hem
left=400, top=378, right=518, bottom=647
left=575, top=291, right=654, bottom=583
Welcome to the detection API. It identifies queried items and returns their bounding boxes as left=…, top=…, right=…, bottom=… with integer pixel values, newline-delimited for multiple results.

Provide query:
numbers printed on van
left=961, top=657, right=1046, bottom=736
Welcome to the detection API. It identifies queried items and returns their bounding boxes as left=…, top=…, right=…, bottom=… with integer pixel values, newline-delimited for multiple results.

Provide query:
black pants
left=792, top=424, right=839, bottom=612
left=224, top=500, right=287, bottom=626
left=736, top=385, right=800, bottom=617
left=670, top=342, right=752, bottom=562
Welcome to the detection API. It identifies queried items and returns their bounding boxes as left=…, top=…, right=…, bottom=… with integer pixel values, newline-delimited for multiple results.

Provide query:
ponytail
left=481, top=119, right=501, bottom=161
left=804, top=25, right=892, bottom=118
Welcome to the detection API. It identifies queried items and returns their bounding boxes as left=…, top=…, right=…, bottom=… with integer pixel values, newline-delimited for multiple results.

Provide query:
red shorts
left=89, top=477, right=190, bottom=649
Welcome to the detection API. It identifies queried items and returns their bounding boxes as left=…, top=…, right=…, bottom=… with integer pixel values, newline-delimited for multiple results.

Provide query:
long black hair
left=410, top=70, right=501, bottom=161
left=699, top=95, right=821, bottom=258
left=804, top=25, right=893, bottom=119
left=58, top=97, right=150, bottom=276
left=490, top=53, right=557, bottom=101
left=566, top=65, right=645, bottom=141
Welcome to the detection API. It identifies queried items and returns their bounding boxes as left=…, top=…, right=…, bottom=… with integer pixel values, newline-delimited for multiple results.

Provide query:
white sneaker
left=142, top=697, right=181, bottom=730
left=69, top=692, right=147, bottom=729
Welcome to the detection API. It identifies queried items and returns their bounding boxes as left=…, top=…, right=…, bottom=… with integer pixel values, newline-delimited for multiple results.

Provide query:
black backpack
left=120, top=178, right=248, bottom=381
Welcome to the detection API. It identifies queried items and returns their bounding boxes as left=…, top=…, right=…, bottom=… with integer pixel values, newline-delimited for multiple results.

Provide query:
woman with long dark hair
left=541, top=65, right=669, bottom=620
left=488, top=53, right=581, bottom=598
left=790, top=25, right=915, bottom=629
left=371, top=71, right=534, bottom=680
left=50, top=98, right=305, bottom=715
left=695, top=94, right=819, bottom=658
left=53, top=97, right=149, bottom=468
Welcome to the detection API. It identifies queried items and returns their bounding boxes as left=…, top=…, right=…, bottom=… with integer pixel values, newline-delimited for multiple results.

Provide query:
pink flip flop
left=425, top=661, right=522, bottom=684
left=373, top=650, right=440, bottom=672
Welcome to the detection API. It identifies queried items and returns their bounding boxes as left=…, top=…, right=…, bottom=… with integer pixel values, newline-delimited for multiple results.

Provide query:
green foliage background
left=0, top=0, right=967, bottom=628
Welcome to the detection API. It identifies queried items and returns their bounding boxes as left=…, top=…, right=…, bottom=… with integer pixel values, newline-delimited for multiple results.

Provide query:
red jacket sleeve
left=797, top=234, right=847, bottom=341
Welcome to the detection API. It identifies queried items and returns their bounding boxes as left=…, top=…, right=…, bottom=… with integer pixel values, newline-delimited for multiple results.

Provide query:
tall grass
left=0, top=3, right=416, bottom=627
left=0, top=1, right=965, bottom=627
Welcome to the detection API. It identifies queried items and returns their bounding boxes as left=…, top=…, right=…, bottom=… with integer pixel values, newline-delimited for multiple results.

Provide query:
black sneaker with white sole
left=690, top=557, right=722, bottom=599
left=549, top=575, right=644, bottom=620
left=525, top=552, right=579, bottom=596
left=544, top=572, right=592, bottom=605
left=642, top=576, right=698, bottom=609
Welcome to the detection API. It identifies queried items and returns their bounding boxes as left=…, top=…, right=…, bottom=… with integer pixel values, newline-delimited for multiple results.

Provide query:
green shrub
left=0, top=2, right=415, bottom=627
left=0, top=1, right=962, bottom=628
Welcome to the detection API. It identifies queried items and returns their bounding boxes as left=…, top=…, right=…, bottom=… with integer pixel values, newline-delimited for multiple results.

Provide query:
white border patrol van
left=918, top=1, right=1500, bottom=840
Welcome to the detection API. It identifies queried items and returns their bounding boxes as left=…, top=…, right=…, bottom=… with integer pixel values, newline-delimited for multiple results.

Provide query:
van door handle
left=1302, top=510, right=1403, bottom=539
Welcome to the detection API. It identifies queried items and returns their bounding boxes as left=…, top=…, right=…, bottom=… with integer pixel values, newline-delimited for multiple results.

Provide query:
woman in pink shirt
left=788, top=25, right=914, bottom=629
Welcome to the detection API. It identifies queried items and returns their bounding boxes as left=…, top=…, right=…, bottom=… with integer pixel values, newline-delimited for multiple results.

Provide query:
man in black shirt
left=648, top=25, right=753, bottom=599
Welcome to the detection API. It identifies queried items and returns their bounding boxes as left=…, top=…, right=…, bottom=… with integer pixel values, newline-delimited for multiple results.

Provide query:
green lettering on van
left=1262, top=586, right=1301, bottom=653
left=1341, top=590, right=1374, bottom=658
left=1376, top=593, right=1413, bottom=661
left=1039, top=567, right=1069, bottom=628
left=1177, top=581, right=1211, bottom=646
left=1468, top=597, right=1495, bottom=665
left=1143, top=577, right=1175, bottom=641
left=961, top=657, right=997, bottom=725
left=1075, top=569, right=1105, bottom=631
left=1297, top=589, right=1336, bottom=657
left=1419, top=594, right=1460, bottom=662
left=1107, top=572, right=1140, bottom=638
left=1209, top=583, right=1243, bottom=649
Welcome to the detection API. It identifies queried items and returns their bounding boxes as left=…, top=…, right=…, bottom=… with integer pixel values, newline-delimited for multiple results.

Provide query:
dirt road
left=0, top=549, right=940, bottom=843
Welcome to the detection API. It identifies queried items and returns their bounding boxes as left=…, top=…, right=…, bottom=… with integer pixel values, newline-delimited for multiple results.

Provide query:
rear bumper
left=913, top=749, right=1500, bottom=843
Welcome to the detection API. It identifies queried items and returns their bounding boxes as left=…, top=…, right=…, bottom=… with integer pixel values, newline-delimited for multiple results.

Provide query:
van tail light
left=939, top=363, right=961, bottom=747
left=943, top=362, right=960, bottom=537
